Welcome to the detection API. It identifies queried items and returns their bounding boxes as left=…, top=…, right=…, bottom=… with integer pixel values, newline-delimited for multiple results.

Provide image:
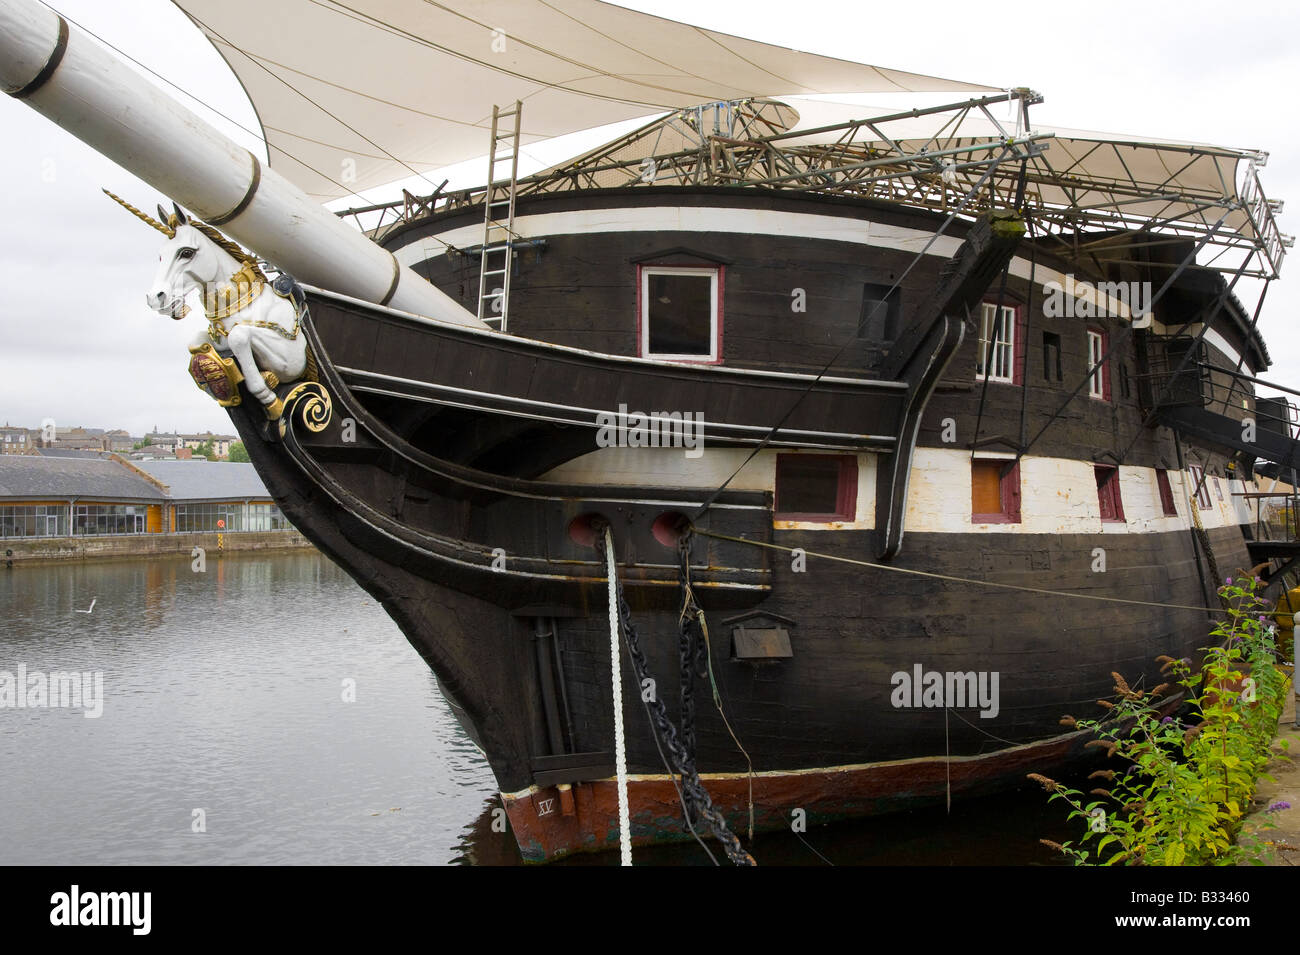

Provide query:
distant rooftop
left=35, top=448, right=112, bottom=460
left=0, top=456, right=166, bottom=501
left=135, top=461, right=273, bottom=501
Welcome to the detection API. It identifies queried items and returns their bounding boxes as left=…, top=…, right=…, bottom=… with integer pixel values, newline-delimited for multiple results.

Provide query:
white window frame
left=1087, top=329, right=1105, bottom=399
left=976, top=302, right=1015, bottom=383
left=640, top=266, right=720, bottom=362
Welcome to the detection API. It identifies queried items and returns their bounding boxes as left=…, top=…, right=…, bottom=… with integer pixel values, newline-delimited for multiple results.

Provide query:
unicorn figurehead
left=105, top=189, right=309, bottom=420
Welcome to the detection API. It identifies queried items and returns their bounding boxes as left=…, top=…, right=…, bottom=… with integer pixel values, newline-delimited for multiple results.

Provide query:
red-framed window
left=1155, top=468, right=1178, bottom=516
left=1086, top=327, right=1111, bottom=401
left=1095, top=465, right=1125, bottom=522
left=1189, top=465, right=1212, bottom=509
left=976, top=301, right=1025, bottom=385
left=774, top=454, right=858, bottom=521
left=971, top=458, right=1022, bottom=523
left=637, top=264, right=723, bottom=363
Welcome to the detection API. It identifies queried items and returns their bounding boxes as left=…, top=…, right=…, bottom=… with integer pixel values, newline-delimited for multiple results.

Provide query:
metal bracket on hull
left=876, top=315, right=965, bottom=559
left=876, top=212, right=1024, bottom=559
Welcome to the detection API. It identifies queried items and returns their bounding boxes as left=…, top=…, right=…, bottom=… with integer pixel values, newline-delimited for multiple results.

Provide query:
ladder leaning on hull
left=478, top=101, right=523, bottom=332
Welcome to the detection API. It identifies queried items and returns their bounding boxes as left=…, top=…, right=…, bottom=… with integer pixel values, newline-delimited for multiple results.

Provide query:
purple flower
left=1161, top=716, right=1175, bottom=724
left=1226, top=577, right=1234, bottom=586
left=1267, top=801, right=1291, bottom=812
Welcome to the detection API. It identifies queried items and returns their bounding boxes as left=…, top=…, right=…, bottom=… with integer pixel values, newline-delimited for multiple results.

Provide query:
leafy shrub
left=1031, top=576, right=1289, bottom=865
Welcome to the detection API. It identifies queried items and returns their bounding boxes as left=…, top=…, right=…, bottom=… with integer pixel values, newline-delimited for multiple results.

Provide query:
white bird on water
left=75, top=599, right=96, bottom=614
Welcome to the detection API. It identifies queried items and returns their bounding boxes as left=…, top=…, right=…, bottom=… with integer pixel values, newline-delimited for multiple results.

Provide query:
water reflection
left=1, top=551, right=1078, bottom=866
left=0, top=551, right=500, bottom=865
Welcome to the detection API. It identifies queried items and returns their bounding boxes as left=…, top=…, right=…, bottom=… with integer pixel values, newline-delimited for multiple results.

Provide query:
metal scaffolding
left=336, top=90, right=1290, bottom=281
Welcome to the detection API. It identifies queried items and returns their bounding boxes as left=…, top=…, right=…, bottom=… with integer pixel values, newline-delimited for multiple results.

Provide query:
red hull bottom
left=501, top=728, right=1093, bottom=862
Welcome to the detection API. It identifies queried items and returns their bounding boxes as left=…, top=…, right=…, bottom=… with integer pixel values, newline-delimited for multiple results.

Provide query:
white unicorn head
left=144, top=202, right=241, bottom=320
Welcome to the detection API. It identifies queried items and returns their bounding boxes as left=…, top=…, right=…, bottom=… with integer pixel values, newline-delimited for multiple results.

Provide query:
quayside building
left=0, top=455, right=302, bottom=553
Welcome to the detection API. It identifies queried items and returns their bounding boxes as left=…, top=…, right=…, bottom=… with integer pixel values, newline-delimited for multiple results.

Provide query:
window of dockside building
left=639, top=265, right=721, bottom=362
left=0, top=504, right=69, bottom=538
left=175, top=502, right=291, bottom=533
left=73, top=504, right=145, bottom=536
left=175, top=503, right=244, bottom=533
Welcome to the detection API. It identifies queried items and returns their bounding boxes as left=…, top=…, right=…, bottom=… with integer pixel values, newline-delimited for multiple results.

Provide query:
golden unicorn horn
left=102, top=188, right=174, bottom=238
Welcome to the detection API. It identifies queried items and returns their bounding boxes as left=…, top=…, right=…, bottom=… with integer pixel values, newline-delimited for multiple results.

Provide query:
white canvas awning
left=169, top=0, right=996, bottom=200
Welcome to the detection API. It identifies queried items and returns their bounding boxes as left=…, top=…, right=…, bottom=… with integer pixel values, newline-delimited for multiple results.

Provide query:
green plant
left=1031, top=575, right=1289, bottom=865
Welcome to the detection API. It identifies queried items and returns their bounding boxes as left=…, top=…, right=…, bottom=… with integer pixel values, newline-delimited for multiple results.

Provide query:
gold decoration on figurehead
left=102, top=189, right=173, bottom=238
left=187, top=342, right=244, bottom=407
left=102, top=189, right=261, bottom=272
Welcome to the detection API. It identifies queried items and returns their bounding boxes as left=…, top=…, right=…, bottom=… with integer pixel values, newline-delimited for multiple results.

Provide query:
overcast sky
left=0, top=0, right=1296, bottom=438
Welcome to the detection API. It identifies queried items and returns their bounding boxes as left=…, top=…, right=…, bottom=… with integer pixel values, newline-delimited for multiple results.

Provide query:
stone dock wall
left=2, top=531, right=316, bottom=565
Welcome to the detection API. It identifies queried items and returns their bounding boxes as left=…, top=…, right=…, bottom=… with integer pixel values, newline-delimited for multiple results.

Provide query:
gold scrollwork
left=278, top=381, right=333, bottom=434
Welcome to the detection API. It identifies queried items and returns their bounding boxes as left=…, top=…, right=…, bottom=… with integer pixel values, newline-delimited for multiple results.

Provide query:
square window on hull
left=775, top=454, right=857, bottom=521
left=640, top=267, right=720, bottom=361
left=971, top=459, right=1021, bottom=523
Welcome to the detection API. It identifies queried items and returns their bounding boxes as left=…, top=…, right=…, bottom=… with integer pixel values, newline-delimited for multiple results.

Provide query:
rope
left=795, top=832, right=835, bottom=866
left=944, top=705, right=951, bottom=814
left=600, top=528, right=756, bottom=865
left=603, top=527, right=633, bottom=866
left=693, top=529, right=1232, bottom=615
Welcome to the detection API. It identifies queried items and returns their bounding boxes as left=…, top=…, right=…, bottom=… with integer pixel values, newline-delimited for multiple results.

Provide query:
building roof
left=134, top=461, right=274, bottom=501
left=0, top=456, right=167, bottom=502
left=36, top=448, right=111, bottom=459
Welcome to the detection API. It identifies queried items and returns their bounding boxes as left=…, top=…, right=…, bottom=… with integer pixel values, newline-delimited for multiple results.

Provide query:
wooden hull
left=224, top=274, right=1253, bottom=861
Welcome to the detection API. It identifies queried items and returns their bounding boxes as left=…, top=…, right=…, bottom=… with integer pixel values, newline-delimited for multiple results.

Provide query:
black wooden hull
left=224, top=284, right=1250, bottom=861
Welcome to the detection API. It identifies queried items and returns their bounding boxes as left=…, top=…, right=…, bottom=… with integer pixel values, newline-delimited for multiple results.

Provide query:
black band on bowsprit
left=9, top=15, right=69, bottom=100
left=208, top=152, right=262, bottom=226
left=380, top=254, right=401, bottom=307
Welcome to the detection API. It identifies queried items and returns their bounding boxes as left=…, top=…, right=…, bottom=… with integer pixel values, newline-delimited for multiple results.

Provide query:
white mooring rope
left=604, top=526, right=633, bottom=866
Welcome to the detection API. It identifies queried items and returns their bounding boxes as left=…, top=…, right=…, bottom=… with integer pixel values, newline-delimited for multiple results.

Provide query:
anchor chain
left=677, top=532, right=710, bottom=828
left=601, top=531, right=755, bottom=866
